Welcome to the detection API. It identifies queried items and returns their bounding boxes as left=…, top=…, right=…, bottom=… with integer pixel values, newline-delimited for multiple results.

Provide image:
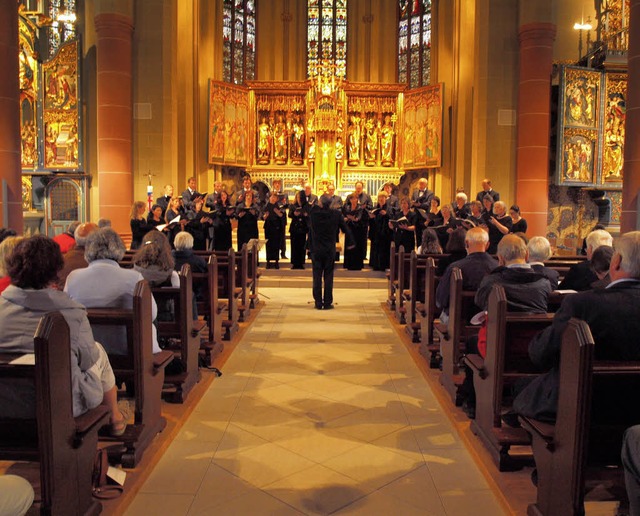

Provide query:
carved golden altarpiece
left=208, top=76, right=443, bottom=197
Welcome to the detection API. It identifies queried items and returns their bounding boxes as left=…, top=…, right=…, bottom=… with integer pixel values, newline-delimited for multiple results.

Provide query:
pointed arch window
left=48, top=0, right=77, bottom=57
left=307, top=0, right=347, bottom=78
left=223, top=0, right=256, bottom=85
left=398, top=0, right=432, bottom=88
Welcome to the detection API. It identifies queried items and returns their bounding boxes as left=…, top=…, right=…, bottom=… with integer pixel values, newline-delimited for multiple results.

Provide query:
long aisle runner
left=125, top=288, right=505, bottom=515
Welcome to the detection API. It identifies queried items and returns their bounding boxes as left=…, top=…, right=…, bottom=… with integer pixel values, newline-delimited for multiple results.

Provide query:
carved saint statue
left=273, top=114, right=288, bottom=165
left=380, top=115, right=395, bottom=166
left=364, top=117, right=379, bottom=165
left=347, top=115, right=361, bottom=166
left=257, top=117, right=272, bottom=164
left=290, top=115, right=305, bottom=164
left=335, top=136, right=344, bottom=162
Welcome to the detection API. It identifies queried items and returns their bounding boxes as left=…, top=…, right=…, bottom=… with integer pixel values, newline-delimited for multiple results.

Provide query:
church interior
left=1, top=0, right=640, bottom=514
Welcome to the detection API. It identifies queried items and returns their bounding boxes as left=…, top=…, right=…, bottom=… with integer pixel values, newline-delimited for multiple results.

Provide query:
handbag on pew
left=92, top=448, right=124, bottom=500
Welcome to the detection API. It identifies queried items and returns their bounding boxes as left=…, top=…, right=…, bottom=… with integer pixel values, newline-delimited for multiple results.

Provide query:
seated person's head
left=0, top=236, right=25, bottom=277
left=97, top=218, right=111, bottom=228
left=465, top=227, right=489, bottom=253
left=84, top=228, right=127, bottom=263
left=133, top=231, right=174, bottom=270
left=7, top=236, right=63, bottom=289
left=0, top=228, right=17, bottom=245
left=497, top=234, right=528, bottom=266
left=74, top=223, right=99, bottom=248
left=591, top=245, right=614, bottom=279
left=586, top=229, right=613, bottom=259
left=174, top=231, right=194, bottom=251
left=446, top=227, right=467, bottom=253
left=319, top=194, right=332, bottom=209
left=611, top=231, right=640, bottom=280
left=527, top=236, right=552, bottom=263
left=420, top=228, right=442, bottom=254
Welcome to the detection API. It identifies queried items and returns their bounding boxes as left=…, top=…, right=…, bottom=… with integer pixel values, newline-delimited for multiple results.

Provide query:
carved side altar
left=209, top=71, right=443, bottom=196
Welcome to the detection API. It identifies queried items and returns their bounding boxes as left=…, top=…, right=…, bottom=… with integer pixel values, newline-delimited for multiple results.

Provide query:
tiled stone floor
left=125, top=287, right=505, bottom=515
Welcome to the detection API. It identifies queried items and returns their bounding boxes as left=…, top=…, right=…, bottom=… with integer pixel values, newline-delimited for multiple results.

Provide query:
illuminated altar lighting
left=573, top=16, right=593, bottom=60
left=57, top=12, right=76, bottom=23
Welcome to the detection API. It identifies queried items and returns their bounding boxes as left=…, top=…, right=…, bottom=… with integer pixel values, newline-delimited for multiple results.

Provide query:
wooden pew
left=404, top=252, right=430, bottom=343
left=463, top=285, right=554, bottom=471
left=215, top=249, right=241, bottom=340
left=86, top=280, right=173, bottom=468
left=394, top=246, right=412, bottom=323
left=0, top=312, right=110, bottom=516
left=520, top=319, right=640, bottom=516
left=246, top=239, right=261, bottom=309
left=414, top=258, right=441, bottom=368
left=151, top=264, right=204, bottom=403
left=235, top=244, right=251, bottom=322
left=387, top=242, right=397, bottom=309
left=192, top=254, right=224, bottom=367
left=436, top=268, right=479, bottom=405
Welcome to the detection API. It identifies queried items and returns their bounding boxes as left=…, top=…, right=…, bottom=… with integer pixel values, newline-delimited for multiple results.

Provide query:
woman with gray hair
left=172, top=231, right=207, bottom=274
left=65, top=228, right=162, bottom=354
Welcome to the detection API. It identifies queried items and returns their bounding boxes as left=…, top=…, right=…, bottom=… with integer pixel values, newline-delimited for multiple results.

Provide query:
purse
left=92, top=448, right=124, bottom=500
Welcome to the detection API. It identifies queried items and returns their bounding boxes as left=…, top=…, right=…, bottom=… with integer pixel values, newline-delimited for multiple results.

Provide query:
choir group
left=131, top=175, right=527, bottom=271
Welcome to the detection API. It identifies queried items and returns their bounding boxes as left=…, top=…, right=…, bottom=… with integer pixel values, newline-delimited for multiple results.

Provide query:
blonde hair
left=0, top=236, right=25, bottom=276
left=130, top=201, right=146, bottom=220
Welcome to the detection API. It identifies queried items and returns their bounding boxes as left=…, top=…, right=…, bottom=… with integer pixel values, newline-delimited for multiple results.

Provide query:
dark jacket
left=476, top=189, right=500, bottom=202
left=436, top=252, right=498, bottom=312
left=309, top=206, right=353, bottom=256
left=172, top=249, right=207, bottom=274
left=513, top=280, right=640, bottom=422
left=558, top=259, right=598, bottom=291
left=531, top=263, right=560, bottom=288
left=475, top=265, right=552, bottom=313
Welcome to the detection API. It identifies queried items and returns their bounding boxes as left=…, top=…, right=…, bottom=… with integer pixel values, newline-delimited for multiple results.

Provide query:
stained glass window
left=307, top=0, right=347, bottom=78
left=398, top=0, right=432, bottom=88
left=223, top=0, right=256, bottom=85
left=48, top=0, right=76, bottom=57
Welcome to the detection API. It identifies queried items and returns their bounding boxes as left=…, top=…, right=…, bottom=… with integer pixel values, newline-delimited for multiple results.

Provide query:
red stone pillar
left=0, top=1, right=23, bottom=233
left=515, top=23, right=556, bottom=238
left=622, top=0, right=640, bottom=232
left=94, top=13, right=134, bottom=236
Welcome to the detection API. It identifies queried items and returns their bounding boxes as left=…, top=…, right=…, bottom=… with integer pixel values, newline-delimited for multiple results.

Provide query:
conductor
left=309, top=194, right=354, bottom=310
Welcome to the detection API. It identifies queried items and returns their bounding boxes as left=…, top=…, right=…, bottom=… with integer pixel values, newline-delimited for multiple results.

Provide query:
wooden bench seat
left=520, top=319, right=640, bottom=515
left=464, top=285, right=554, bottom=471
left=0, top=312, right=110, bottom=515
left=86, top=280, right=173, bottom=468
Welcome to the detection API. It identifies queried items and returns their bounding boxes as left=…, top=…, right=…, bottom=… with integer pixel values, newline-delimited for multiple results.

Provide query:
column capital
left=94, top=12, right=134, bottom=36
left=518, top=22, right=556, bottom=46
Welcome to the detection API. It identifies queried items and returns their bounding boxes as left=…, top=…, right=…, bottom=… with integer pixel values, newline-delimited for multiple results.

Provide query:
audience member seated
left=460, top=234, right=553, bottom=418
left=435, top=227, right=498, bottom=324
left=622, top=425, right=640, bottom=516
left=436, top=227, right=468, bottom=277
left=513, top=231, right=640, bottom=422
left=97, top=218, right=111, bottom=228
left=132, top=231, right=179, bottom=323
left=0, top=474, right=34, bottom=516
left=590, top=245, right=614, bottom=289
left=65, top=228, right=161, bottom=354
left=0, top=236, right=24, bottom=294
left=52, top=221, right=81, bottom=254
left=527, top=236, right=559, bottom=288
left=172, top=231, right=207, bottom=274
left=0, top=235, right=126, bottom=434
left=475, top=234, right=553, bottom=313
left=57, top=222, right=99, bottom=288
left=558, top=229, right=613, bottom=291
left=417, top=227, right=443, bottom=255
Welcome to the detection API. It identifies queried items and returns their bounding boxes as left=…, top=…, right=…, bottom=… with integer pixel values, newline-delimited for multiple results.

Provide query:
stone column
left=622, top=0, right=640, bottom=231
left=515, top=23, right=556, bottom=238
left=94, top=12, right=134, bottom=236
left=0, top=0, right=23, bottom=233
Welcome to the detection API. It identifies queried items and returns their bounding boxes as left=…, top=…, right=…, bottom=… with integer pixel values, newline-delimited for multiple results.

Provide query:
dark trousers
left=312, top=251, right=335, bottom=307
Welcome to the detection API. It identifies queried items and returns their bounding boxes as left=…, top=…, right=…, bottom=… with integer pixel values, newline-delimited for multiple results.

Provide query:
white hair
left=465, top=227, right=489, bottom=246
left=494, top=201, right=506, bottom=214
left=586, top=229, right=613, bottom=251
left=456, top=192, right=467, bottom=202
left=527, top=236, right=552, bottom=262
left=616, top=231, right=640, bottom=278
left=174, top=231, right=194, bottom=251
left=497, top=234, right=527, bottom=262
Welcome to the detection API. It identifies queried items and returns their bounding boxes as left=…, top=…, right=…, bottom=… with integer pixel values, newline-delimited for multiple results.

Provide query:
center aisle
left=125, top=288, right=505, bottom=515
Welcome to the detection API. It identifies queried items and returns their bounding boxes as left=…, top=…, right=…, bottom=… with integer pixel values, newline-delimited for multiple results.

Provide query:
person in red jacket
left=52, top=221, right=80, bottom=254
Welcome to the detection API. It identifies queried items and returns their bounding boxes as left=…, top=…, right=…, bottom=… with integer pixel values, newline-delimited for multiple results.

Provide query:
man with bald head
left=476, top=178, right=500, bottom=203
left=58, top=222, right=99, bottom=287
